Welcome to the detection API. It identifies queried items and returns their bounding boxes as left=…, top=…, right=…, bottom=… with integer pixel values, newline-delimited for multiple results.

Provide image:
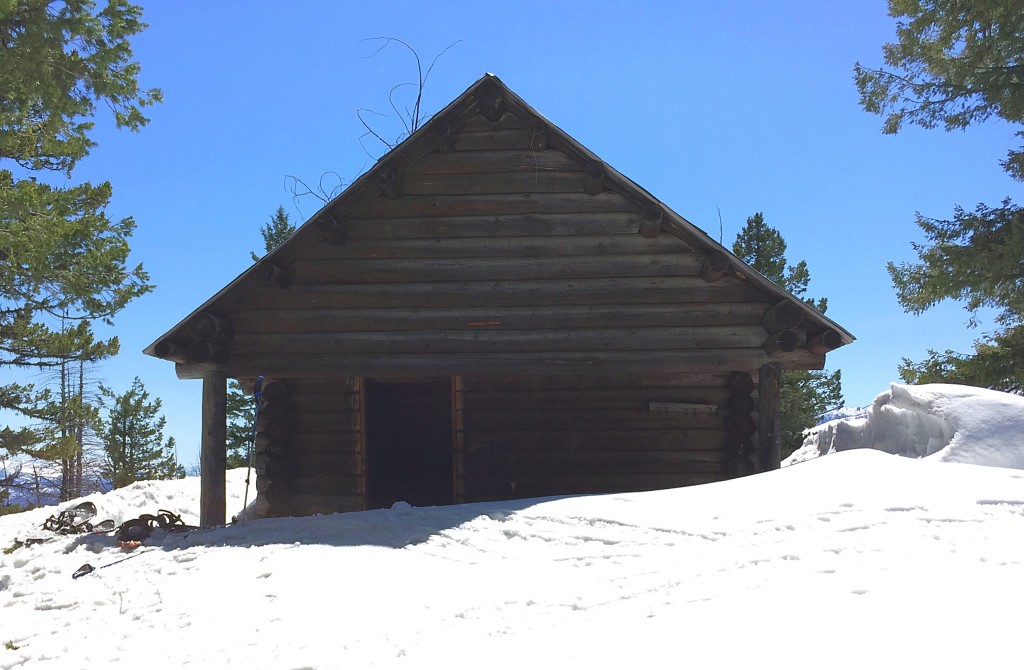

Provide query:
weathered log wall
left=456, top=372, right=736, bottom=502
left=253, top=378, right=364, bottom=517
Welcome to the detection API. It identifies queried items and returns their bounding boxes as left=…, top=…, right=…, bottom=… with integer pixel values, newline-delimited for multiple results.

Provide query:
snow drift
left=786, top=383, right=1024, bottom=468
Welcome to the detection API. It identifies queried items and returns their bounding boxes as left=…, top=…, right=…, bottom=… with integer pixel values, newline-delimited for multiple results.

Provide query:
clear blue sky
left=15, top=0, right=1020, bottom=470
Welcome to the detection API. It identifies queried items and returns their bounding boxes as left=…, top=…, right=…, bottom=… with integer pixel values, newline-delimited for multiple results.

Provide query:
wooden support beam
left=583, top=161, right=606, bottom=195
left=807, top=329, right=842, bottom=354
left=758, top=362, right=782, bottom=471
left=200, top=371, right=227, bottom=527
left=761, top=300, right=803, bottom=332
left=639, top=206, right=663, bottom=238
left=699, top=252, right=731, bottom=282
left=476, top=80, right=506, bottom=121
left=375, top=166, right=403, bottom=200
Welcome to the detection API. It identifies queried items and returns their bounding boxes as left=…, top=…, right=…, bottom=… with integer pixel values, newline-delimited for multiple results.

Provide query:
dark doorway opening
left=364, top=378, right=454, bottom=509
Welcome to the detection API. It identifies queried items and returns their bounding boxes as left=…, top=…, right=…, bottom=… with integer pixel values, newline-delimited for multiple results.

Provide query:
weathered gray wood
left=639, top=206, right=664, bottom=238
left=405, top=149, right=580, bottom=175
left=451, top=128, right=534, bottom=151
left=457, top=112, right=528, bottom=132
left=200, top=372, right=227, bottom=527
left=175, top=348, right=826, bottom=379
left=763, top=328, right=807, bottom=355
left=348, top=191, right=636, bottom=219
left=462, top=473, right=725, bottom=501
left=402, top=171, right=584, bottom=195
left=467, top=451, right=727, bottom=476
left=191, top=312, right=234, bottom=342
left=700, top=252, right=731, bottom=282
left=241, top=276, right=764, bottom=310
left=301, top=233, right=694, bottom=261
left=153, top=340, right=188, bottom=363
left=761, top=300, right=803, bottom=332
left=463, top=429, right=728, bottom=453
left=758, top=362, right=782, bottom=471
left=288, top=253, right=703, bottom=284
left=462, top=386, right=730, bottom=409
left=460, top=371, right=732, bottom=391
left=227, top=303, right=770, bottom=336
left=583, top=161, right=606, bottom=195
left=230, top=326, right=769, bottom=356
left=337, top=212, right=643, bottom=240
left=807, top=329, right=842, bottom=354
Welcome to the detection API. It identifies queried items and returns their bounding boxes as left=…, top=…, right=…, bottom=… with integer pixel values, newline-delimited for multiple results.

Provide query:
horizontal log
left=237, top=276, right=764, bottom=311
left=299, top=233, right=693, bottom=261
left=336, top=212, right=644, bottom=240
left=466, top=452, right=728, bottom=476
left=459, top=372, right=732, bottom=391
left=347, top=191, right=637, bottom=219
left=230, top=326, right=769, bottom=356
left=463, top=387, right=729, bottom=410
left=187, top=340, right=225, bottom=364
left=406, top=149, right=580, bottom=175
left=227, top=303, right=770, bottom=335
left=451, top=128, right=535, bottom=151
left=402, top=171, right=585, bottom=196
left=190, top=312, right=234, bottom=343
left=175, top=348, right=826, bottom=380
left=529, top=126, right=547, bottom=151
left=463, top=429, right=728, bottom=454
left=288, top=253, right=704, bottom=284
left=465, top=407, right=728, bottom=431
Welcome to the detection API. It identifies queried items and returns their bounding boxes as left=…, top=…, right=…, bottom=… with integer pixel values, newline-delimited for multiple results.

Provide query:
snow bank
left=786, top=383, right=1024, bottom=469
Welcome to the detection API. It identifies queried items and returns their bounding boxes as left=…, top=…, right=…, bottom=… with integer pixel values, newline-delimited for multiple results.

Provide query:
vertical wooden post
left=200, top=371, right=227, bottom=527
left=758, top=363, right=782, bottom=471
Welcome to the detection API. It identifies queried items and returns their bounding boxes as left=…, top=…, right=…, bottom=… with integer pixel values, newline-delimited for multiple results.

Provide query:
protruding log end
left=191, top=313, right=234, bottom=343
left=154, top=340, right=188, bottom=363
left=763, top=328, right=807, bottom=355
left=261, top=262, right=293, bottom=289
left=761, top=300, right=803, bottom=332
left=316, top=214, right=347, bottom=242
left=187, top=340, right=226, bottom=364
left=807, top=329, right=843, bottom=354
left=726, top=371, right=755, bottom=397
left=639, top=206, right=663, bottom=238
left=583, top=161, right=606, bottom=195
left=529, top=126, right=547, bottom=152
left=375, top=166, right=403, bottom=199
left=476, top=80, right=505, bottom=122
left=699, top=252, right=731, bottom=282
left=433, top=120, right=456, bottom=153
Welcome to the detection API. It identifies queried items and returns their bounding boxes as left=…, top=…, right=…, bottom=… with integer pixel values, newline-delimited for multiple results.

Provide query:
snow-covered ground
left=2, top=384, right=1024, bottom=669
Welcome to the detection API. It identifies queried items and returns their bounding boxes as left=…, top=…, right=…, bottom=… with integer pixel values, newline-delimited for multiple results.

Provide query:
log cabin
left=144, top=74, right=854, bottom=526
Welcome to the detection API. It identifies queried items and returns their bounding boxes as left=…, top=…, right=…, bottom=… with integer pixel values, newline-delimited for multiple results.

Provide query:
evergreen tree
left=857, top=1, right=1024, bottom=391
left=0, top=1, right=160, bottom=452
left=99, top=377, right=183, bottom=488
left=733, top=213, right=844, bottom=457
left=250, top=206, right=297, bottom=261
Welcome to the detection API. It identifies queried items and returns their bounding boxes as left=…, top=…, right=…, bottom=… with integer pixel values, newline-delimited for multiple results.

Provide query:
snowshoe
left=42, top=501, right=97, bottom=534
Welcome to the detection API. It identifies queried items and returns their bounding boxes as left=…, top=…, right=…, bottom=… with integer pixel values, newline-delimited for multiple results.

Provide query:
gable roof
left=144, top=73, right=853, bottom=377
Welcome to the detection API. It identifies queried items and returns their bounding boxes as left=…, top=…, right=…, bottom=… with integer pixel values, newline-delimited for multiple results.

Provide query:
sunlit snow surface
left=2, top=386, right=1024, bottom=669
